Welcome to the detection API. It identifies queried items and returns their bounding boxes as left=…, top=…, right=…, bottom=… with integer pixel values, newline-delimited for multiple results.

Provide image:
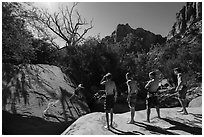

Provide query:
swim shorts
left=104, top=95, right=115, bottom=110
left=146, top=92, right=159, bottom=108
left=128, top=93, right=137, bottom=107
left=178, top=85, right=187, bottom=99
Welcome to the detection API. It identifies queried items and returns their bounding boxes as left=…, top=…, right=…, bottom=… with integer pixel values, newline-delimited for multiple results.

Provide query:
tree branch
left=27, top=2, right=93, bottom=47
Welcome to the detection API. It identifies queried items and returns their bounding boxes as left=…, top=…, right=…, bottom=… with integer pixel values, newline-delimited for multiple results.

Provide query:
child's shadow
left=109, top=126, right=144, bottom=135
left=161, top=117, right=202, bottom=135
left=133, top=121, right=179, bottom=135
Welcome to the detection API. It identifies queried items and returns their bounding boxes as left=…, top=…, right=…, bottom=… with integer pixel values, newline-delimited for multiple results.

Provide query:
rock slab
left=2, top=64, right=90, bottom=123
left=62, top=107, right=202, bottom=135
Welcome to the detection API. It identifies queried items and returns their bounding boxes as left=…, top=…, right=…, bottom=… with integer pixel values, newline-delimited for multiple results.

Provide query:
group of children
left=100, top=68, right=188, bottom=130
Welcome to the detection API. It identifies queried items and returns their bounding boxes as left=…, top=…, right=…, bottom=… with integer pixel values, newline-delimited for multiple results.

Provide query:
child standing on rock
left=74, top=84, right=85, bottom=100
left=145, top=71, right=161, bottom=123
left=100, top=73, right=117, bottom=129
left=174, top=68, right=188, bottom=115
left=126, top=72, right=139, bottom=124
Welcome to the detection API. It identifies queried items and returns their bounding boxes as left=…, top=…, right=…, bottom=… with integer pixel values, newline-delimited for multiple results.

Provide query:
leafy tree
left=146, top=36, right=202, bottom=87
left=31, top=38, right=59, bottom=65
left=60, top=37, right=118, bottom=87
left=2, top=2, right=35, bottom=64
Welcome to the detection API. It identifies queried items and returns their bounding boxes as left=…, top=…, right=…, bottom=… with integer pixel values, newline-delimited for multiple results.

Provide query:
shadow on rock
left=189, top=113, right=202, bottom=119
left=188, top=113, right=202, bottom=126
left=2, top=111, right=74, bottom=135
left=133, top=121, right=179, bottom=135
left=109, top=127, right=145, bottom=135
left=161, top=117, right=202, bottom=135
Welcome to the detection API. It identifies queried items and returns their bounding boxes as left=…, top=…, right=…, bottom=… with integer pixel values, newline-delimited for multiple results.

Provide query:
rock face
left=188, top=96, right=202, bottom=108
left=167, top=2, right=202, bottom=40
left=62, top=107, right=202, bottom=135
left=2, top=64, right=90, bottom=123
left=102, top=23, right=166, bottom=51
left=112, top=23, right=133, bottom=42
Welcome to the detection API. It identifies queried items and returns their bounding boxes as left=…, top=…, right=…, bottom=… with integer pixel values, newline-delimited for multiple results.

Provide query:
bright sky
left=33, top=1, right=186, bottom=47
left=35, top=1, right=185, bottom=37
left=76, top=2, right=185, bottom=37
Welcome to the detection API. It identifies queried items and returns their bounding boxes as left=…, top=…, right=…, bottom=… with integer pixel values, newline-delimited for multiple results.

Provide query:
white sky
left=33, top=1, right=186, bottom=47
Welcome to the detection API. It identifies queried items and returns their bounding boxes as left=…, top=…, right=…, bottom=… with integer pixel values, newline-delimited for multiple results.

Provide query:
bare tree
left=25, top=2, right=93, bottom=48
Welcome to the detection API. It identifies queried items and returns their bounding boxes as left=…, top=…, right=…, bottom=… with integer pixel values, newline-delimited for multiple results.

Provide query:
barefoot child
left=100, top=73, right=117, bottom=129
left=145, top=71, right=161, bottom=123
left=174, top=68, right=188, bottom=115
left=126, top=72, right=138, bottom=124
left=74, top=84, right=85, bottom=99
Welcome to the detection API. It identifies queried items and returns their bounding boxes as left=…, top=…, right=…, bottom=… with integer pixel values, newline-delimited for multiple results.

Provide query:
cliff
left=167, top=2, right=202, bottom=40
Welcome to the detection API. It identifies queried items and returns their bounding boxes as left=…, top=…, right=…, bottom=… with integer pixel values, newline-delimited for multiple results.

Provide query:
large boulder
left=2, top=64, right=90, bottom=123
left=62, top=107, right=202, bottom=135
left=188, top=96, right=202, bottom=108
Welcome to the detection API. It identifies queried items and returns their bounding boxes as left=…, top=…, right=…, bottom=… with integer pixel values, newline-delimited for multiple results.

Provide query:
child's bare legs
left=156, top=105, right=161, bottom=118
left=105, top=110, right=110, bottom=129
left=146, top=106, right=151, bottom=122
left=131, top=107, right=136, bottom=122
left=110, top=108, right=113, bottom=127
left=128, top=107, right=136, bottom=123
left=177, top=98, right=184, bottom=112
left=178, top=98, right=188, bottom=114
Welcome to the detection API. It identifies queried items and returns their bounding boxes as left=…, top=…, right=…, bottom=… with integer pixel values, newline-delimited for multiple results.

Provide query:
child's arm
left=145, top=81, right=151, bottom=98
left=126, top=80, right=131, bottom=101
left=175, top=74, right=183, bottom=92
left=100, top=75, right=106, bottom=85
left=114, top=83, right=117, bottom=102
left=145, top=81, right=151, bottom=89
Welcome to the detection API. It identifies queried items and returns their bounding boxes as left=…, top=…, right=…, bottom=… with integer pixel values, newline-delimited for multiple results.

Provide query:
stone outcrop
left=112, top=23, right=133, bottom=42
left=62, top=107, right=202, bottom=135
left=188, top=96, right=202, bottom=108
left=167, top=2, right=202, bottom=40
left=102, top=23, right=166, bottom=52
left=2, top=64, right=90, bottom=123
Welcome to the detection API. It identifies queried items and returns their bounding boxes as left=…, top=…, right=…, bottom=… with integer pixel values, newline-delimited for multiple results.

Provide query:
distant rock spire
left=167, top=2, right=202, bottom=40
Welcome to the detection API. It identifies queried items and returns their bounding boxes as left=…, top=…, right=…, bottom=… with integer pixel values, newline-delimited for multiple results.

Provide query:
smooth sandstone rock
left=62, top=107, right=202, bottom=135
left=2, top=64, right=90, bottom=123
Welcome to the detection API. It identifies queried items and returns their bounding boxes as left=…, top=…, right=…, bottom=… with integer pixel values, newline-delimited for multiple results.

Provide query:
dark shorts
left=104, top=95, right=115, bottom=110
left=146, top=93, right=159, bottom=108
left=128, top=93, right=137, bottom=107
left=178, top=85, right=187, bottom=99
